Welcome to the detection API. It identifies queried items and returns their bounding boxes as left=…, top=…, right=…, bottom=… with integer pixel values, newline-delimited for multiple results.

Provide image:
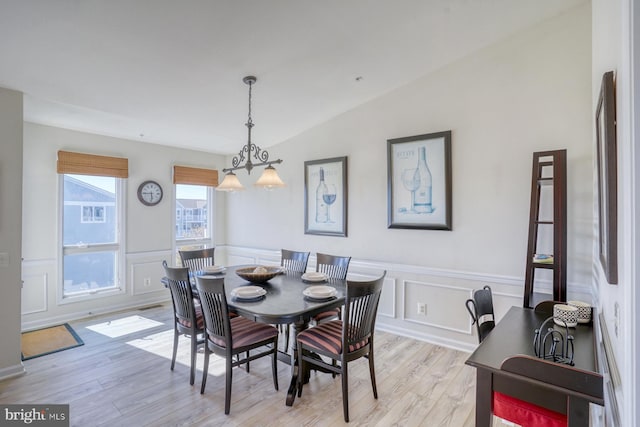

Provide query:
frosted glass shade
left=216, top=171, right=245, bottom=192
left=255, top=166, right=285, bottom=189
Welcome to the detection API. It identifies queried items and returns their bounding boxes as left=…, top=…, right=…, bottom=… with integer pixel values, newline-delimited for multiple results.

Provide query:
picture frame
left=304, top=156, right=348, bottom=237
left=595, top=71, right=618, bottom=284
left=387, top=131, right=452, bottom=230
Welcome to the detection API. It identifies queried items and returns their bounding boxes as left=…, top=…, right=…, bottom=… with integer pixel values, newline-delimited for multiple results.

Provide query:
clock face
left=137, top=180, right=163, bottom=206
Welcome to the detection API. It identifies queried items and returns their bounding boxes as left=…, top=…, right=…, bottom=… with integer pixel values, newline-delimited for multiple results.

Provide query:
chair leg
left=246, top=351, right=250, bottom=373
left=368, top=349, right=378, bottom=399
left=296, top=342, right=304, bottom=398
left=200, top=345, right=210, bottom=394
left=271, top=338, right=279, bottom=390
left=189, top=334, right=197, bottom=385
left=283, top=325, right=290, bottom=351
left=171, top=328, right=179, bottom=371
left=225, top=356, right=233, bottom=415
left=341, top=359, right=349, bottom=422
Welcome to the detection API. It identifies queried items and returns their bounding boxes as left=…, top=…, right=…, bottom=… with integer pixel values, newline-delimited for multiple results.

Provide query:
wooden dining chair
left=296, top=272, right=386, bottom=422
left=534, top=300, right=562, bottom=315
left=313, top=252, right=352, bottom=325
left=281, top=249, right=310, bottom=273
left=195, top=275, right=279, bottom=415
left=179, top=247, right=215, bottom=272
left=465, top=285, right=495, bottom=344
left=162, top=261, right=205, bottom=385
left=280, top=249, right=310, bottom=350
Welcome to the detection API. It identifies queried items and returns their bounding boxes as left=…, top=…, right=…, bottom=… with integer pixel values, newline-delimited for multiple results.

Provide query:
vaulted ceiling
left=0, top=0, right=586, bottom=154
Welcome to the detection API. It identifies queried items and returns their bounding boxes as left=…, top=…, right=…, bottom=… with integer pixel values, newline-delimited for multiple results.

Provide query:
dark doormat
left=21, top=323, right=84, bottom=361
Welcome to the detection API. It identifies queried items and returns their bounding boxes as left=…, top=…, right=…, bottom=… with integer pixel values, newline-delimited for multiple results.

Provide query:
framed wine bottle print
left=387, top=131, right=452, bottom=230
left=304, top=156, right=348, bottom=237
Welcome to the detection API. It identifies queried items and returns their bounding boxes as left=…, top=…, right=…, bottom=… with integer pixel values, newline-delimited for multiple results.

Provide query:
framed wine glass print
left=595, top=71, right=618, bottom=284
left=304, top=156, right=347, bottom=237
left=387, top=131, right=452, bottom=230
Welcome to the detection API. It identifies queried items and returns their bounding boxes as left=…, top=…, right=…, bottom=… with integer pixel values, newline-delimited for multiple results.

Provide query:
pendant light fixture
left=216, top=76, right=285, bottom=192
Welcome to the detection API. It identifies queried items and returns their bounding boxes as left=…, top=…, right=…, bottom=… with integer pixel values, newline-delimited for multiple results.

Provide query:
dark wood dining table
left=198, top=264, right=346, bottom=406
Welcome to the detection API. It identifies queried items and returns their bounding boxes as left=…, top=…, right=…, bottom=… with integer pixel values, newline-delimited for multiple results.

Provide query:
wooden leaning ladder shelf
left=523, top=149, right=567, bottom=308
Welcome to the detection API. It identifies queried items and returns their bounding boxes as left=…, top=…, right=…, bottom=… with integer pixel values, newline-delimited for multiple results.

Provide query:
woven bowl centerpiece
left=235, top=266, right=281, bottom=283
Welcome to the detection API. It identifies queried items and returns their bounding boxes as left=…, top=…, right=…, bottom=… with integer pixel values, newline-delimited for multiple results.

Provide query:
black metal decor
left=223, top=76, right=282, bottom=175
left=533, top=316, right=575, bottom=366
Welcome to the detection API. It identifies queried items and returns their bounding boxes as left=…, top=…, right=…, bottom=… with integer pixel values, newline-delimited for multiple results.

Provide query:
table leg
left=286, top=320, right=308, bottom=406
left=475, top=369, right=492, bottom=427
left=567, top=396, right=589, bottom=427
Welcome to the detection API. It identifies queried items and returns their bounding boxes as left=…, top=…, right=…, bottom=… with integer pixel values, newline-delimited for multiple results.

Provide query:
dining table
left=196, top=264, right=347, bottom=406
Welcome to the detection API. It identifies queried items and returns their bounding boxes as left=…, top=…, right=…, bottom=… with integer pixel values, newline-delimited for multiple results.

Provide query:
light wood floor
left=1, top=304, right=477, bottom=426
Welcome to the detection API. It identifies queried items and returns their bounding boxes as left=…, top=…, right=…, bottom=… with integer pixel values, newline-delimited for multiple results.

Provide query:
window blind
left=173, top=165, right=219, bottom=187
left=57, top=150, right=129, bottom=178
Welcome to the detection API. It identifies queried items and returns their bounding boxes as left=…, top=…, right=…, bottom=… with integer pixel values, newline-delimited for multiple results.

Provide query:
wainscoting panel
left=21, top=271, right=48, bottom=315
left=403, top=280, right=473, bottom=334
left=130, top=260, right=167, bottom=296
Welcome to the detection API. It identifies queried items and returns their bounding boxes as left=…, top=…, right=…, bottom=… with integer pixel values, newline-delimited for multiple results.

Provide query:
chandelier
left=216, top=76, right=285, bottom=192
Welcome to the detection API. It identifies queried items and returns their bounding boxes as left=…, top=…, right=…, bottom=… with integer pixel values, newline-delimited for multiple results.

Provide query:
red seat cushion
left=493, top=392, right=567, bottom=427
left=208, top=316, right=277, bottom=349
left=177, top=299, right=205, bottom=330
left=313, top=308, right=340, bottom=323
left=297, top=320, right=368, bottom=355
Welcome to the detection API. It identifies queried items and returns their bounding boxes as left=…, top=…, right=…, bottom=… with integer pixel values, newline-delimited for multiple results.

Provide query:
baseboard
left=0, top=363, right=26, bottom=381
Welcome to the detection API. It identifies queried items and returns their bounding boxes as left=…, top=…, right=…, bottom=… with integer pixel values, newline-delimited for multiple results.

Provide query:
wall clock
left=137, top=180, right=163, bottom=206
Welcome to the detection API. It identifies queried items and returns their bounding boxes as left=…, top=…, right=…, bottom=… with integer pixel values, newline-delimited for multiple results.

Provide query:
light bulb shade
left=216, top=171, right=245, bottom=192
left=254, top=165, right=285, bottom=189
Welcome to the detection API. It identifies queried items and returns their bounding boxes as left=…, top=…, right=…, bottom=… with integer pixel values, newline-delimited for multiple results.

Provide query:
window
left=57, top=150, right=128, bottom=299
left=175, top=184, right=213, bottom=264
left=81, top=205, right=106, bottom=223
left=172, top=165, right=218, bottom=265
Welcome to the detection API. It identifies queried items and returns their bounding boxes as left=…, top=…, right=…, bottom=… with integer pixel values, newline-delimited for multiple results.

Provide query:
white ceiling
left=0, top=0, right=585, bottom=154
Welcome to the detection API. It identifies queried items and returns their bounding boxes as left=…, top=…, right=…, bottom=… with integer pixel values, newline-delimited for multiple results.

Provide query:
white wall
left=21, top=123, right=227, bottom=329
left=0, top=88, right=24, bottom=378
left=222, top=5, right=593, bottom=348
left=592, top=0, right=638, bottom=425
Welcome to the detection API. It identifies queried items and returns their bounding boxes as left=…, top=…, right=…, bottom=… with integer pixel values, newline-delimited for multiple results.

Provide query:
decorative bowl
left=553, top=304, right=578, bottom=328
left=567, top=300, right=592, bottom=324
left=235, top=266, right=281, bottom=283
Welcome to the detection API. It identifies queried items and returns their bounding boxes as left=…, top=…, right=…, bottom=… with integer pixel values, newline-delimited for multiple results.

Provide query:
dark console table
left=465, top=306, right=603, bottom=427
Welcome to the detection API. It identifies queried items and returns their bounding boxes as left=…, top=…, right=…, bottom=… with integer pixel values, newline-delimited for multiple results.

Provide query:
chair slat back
left=316, top=252, right=351, bottom=280
left=195, top=276, right=231, bottom=346
left=465, top=285, right=495, bottom=343
left=163, top=261, right=197, bottom=327
left=281, top=249, right=310, bottom=273
left=179, top=248, right=215, bottom=272
left=342, top=272, right=385, bottom=351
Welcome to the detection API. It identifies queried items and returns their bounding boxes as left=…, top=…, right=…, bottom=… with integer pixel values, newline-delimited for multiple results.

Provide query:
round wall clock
left=137, top=180, right=163, bottom=206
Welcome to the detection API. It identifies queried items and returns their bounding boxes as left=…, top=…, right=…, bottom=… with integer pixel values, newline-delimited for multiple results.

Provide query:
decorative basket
left=235, top=266, right=281, bottom=283
left=553, top=304, right=578, bottom=328
left=567, top=300, right=592, bottom=324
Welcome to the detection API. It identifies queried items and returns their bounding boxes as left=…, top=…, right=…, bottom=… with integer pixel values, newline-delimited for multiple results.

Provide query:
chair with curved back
left=534, top=300, right=562, bottom=315
left=296, top=271, right=386, bottom=422
left=313, top=252, right=352, bottom=325
left=280, top=249, right=311, bottom=350
left=179, top=247, right=215, bottom=272
left=465, top=285, right=495, bottom=344
left=162, top=260, right=205, bottom=385
left=195, top=275, right=279, bottom=415
left=281, top=249, right=310, bottom=273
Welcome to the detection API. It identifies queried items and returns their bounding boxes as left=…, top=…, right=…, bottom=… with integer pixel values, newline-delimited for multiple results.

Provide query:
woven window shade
left=57, top=150, right=129, bottom=178
left=173, top=165, right=219, bottom=187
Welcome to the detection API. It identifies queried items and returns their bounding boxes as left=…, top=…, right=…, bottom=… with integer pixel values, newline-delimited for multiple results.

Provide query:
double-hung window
left=173, top=166, right=218, bottom=265
left=57, top=151, right=127, bottom=299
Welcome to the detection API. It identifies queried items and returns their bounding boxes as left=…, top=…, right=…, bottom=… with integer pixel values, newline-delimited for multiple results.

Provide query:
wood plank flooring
left=1, top=304, right=477, bottom=426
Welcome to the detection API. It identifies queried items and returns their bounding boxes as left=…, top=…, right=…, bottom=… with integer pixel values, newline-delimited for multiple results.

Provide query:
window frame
left=58, top=174, right=126, bottom=303
left=173, top=184, right=215, bottom=266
